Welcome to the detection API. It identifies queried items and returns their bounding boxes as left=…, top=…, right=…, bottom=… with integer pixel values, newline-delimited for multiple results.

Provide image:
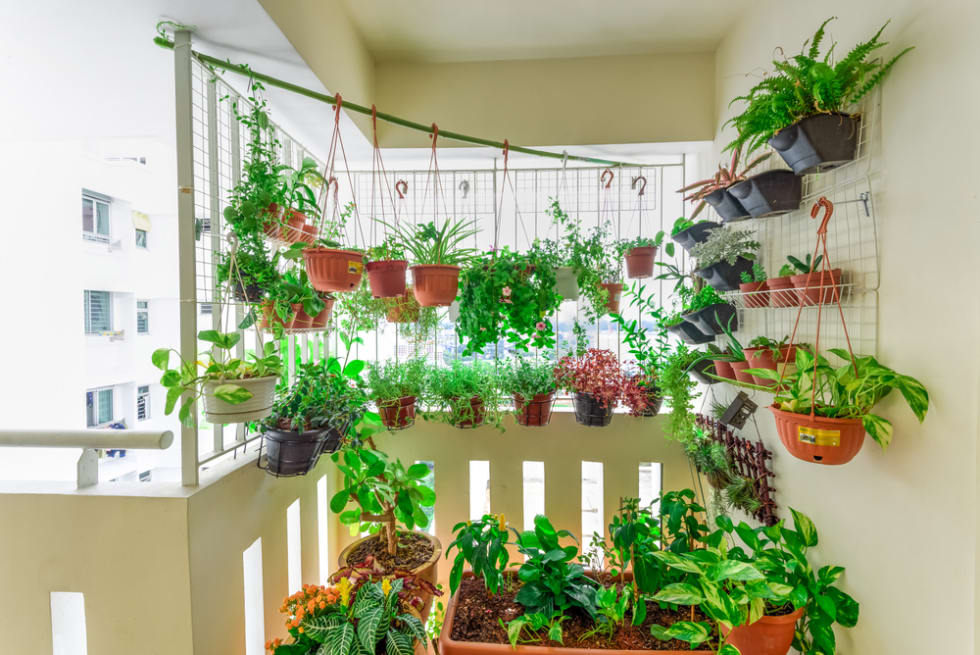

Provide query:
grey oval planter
left=770, top=113, right=860, bottom=175
left=694, top=257, right=754, bottom=291
left=704, top=188, right=750, bottom=222
left=671, top=222, right=719, bottom=253
left=667, top=319, right=714, bottom=345
left=729, top=170, right=802, bottom=217
left=685, top=302, right=738, bottom=335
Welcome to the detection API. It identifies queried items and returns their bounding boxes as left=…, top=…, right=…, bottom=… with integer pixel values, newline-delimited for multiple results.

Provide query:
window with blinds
left=137, top=300, right=149, bottom=334
left=84, top=290, right=112, bottom=333
left=137, top=385, right=150, bottom=421
left=86, top=388, right=113, bottom=427
left=82, top=194, right=110, bottom=242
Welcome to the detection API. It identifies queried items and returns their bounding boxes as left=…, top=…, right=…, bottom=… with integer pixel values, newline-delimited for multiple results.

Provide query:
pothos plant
left=152, top=330, right=282, bottom=425
left=455, top=246, right=561, bottom=356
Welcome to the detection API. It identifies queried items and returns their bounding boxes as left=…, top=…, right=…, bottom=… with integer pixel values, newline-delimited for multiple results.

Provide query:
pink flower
left=502, top=286, right=511, bottom=297
left=535, top=322, right=546, bottom=331
left=480, top=327, right=486, bottom=331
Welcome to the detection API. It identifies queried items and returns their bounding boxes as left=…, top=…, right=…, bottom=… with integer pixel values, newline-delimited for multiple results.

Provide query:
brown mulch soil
left=450, top=576, right=714, bottom=651
left=345, top=531, right=434, bottom=571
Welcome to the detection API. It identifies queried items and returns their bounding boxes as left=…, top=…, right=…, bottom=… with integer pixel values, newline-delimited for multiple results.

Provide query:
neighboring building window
left=86, top=388, right=114, bottom=427
left=84, top=290, right=112, bottom=333
left=137, top=385, right=150, bottom=421
left=137, top=300, right=149, bottom=334
left=82, top=194, right=110, bottom=242
left=200, top=303, right=213, bottom=315
left=135, top=229, right=148, bottom=248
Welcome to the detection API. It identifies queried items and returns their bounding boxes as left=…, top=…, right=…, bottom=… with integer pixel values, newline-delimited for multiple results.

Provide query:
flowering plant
left=554, top=348, right=645, bottom=410
left=330, top=555, right=441, bottom=614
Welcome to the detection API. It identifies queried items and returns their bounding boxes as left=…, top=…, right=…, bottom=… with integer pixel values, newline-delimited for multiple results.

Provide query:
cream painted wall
left=709, top=1, right=980, bottom=653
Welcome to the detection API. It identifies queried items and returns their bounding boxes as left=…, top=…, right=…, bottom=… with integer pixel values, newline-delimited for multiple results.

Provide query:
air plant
left=677, top=148, right=771, bottom=218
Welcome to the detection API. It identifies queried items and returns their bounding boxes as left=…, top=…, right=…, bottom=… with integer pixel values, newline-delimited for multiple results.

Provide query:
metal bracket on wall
left=832, top=190, right=871, bottom=217
left=720, top=391, right=758, bottom=429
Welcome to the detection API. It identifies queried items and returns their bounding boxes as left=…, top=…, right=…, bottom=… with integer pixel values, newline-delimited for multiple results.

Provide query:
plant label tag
left=348, top=261, right=364, bottom=275
left=798, top=426, right=840, bottom=447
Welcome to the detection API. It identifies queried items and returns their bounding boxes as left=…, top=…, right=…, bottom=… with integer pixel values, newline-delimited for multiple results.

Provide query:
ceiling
left=339, top=0, right=752, bottom=63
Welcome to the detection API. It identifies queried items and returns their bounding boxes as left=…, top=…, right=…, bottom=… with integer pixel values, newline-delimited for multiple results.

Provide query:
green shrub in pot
left=422, top=359, right=502, bottom=430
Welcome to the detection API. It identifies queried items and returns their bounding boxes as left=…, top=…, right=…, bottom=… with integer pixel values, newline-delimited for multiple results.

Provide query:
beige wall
left=710, top=1, right=980, bottom=653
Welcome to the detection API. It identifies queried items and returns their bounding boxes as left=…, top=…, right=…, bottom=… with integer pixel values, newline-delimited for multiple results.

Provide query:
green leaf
left=160, top=370, right=181, bottom=387
left=165, top=386, right=183, bottom=415
left=707, top=560, right=764, bottom=582
left=718, top=644, right=742, bottom=655
left=213, top=383, right=254, bottom=405
left=652, top=583, right=703, bottom=606
left=343, top=360, right=365, bottom=379
left=651, top=550, right=703, bottom=574
left=385, top=630, right=414, bottom=655
left=406, top=463, right=430, bottom=479
left=790, top=508, right=818, bottom=547
left=863, top=413, right=893, bottom=450
left=151, top=348, right=172, bottom=370
left=330, top=490, right=350, bottom=513
left=329, top=621, right=356, bottom=655
left=649, top=621, right=710, bottom=646
left=356, top=606, right=383, bottom=650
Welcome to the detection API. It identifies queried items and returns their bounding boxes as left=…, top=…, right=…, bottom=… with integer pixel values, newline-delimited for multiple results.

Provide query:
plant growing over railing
left=446, top=513, right=512, bottom=597
left=678, top=148, right=772, bottom=217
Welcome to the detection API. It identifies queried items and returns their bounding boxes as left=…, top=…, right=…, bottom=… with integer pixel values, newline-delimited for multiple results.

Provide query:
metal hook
left=810, top=196, right=834, bottom=235
left=395, top=180, right=408, bottom=200
left=631, top=175, right=647, bottom=196
left=561, top=150, right=568, bottom=170
left=600, top=169, right=614, bottom=189
left=458, top=180, right=470, bottom=199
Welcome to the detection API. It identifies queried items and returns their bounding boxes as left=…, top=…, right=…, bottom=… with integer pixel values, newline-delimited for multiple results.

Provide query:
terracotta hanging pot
left=513, top=392, right=555, bottom=427
left=366, top=260, right=408, bottom=298
left=377, top=396, right=417, bottom=430
left=555, top=266, right=579, bottom=300
left=304, top=247, right=364, bottom=292
left=309, top=296, right=335, bottom=329
left=450, top=396, right=485, bottom=428
left=288, top=302, right=313, bottom=330
left=600, top=282, right=624, bottom=313
left=731, top=360, right=755, bottom=384
left=411, top=265, right=461, bottom=307
left=284, top=209, right=306, bottom=243
left=624, top=246, right=657, bottom=279
left=739, top=280, right=770, bottom=308
left=385, top=288, right=421, bottom=323
left=766, top=275, right=797, bottom=307
left=721, top=606, right=805, bottom=655
left=299, top=223, right=317, bottom=244
left=769, top=404, right=866, bottom=465
left=790, top=268, right=844, bottom=306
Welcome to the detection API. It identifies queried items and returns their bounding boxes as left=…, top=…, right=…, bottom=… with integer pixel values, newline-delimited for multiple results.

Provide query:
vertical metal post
left=230, top=91, right=246, bottom=443
left=207, top=78, right=224, bottom=455
left=174, top=29, right=199, bottom=486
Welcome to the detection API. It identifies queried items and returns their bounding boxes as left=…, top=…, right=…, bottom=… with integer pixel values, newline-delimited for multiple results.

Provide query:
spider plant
left=378, top=218, right=478, bottom=266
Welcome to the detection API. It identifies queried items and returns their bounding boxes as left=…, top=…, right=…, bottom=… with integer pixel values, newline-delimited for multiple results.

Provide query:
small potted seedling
left=739, top=262, right=769, bottom=308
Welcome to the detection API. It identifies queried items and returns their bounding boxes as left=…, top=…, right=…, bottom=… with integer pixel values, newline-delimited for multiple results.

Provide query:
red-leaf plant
left=677, top=148, right=771, bottom=218
left=555, top=348, right=641, bottom=410
left=329, top=555, right=442, bottom=615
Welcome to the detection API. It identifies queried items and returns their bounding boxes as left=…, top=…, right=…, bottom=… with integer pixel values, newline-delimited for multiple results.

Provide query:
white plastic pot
left=202, top=375, right=279, bottom=424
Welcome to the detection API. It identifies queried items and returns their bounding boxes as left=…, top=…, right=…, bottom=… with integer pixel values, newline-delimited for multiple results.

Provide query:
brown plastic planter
left=769, top=404, right=866, bottom=465
left=377, top=395, right=417, bottom=430
left=777, top=344, right=799, bottom=364
left=624, top=246, right=657, bottom=279
left=386, top=288, right=421, bottom=323
left=299, top=223, right=317, bottom=244
left=309, top=297, right=335, bottom=328
left=451, top=396, right=485, bottom=429
left=744, top=347, right=778, bottom=387
left=366, top=260, right=408, bottom=298
left=513, top=392, right=555, bottom=426
left=721, top=606, right=804, bottom=655
left=790, top=269, right=843, bottom=306
left=284, top=210, right=306, bottom=243
left=730, top=360, right=755, bottom=384
left=766, top=276, right=797, bottom=307
left=601, top=282, right=624, bottom=313
left=259, top=301, right=287, bottom=331
left=739, top=281, right=769, bottom=308
left=712, top=359, right=736, bottom=381
left=304, top=248, right=364, bottom=292
left=339, top=531, right=442, bottom=620
left=288, top=302, right=313, bottom=330
left=412, top=265, right=461, bottom=306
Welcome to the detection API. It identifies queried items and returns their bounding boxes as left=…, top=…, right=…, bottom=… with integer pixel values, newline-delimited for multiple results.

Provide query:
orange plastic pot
left=284, top=209, right=306, bottom=243
left=309, top=297, right=335, bottom=329
left=624, top=246, right=657, bottom=279
left=601, top=282, right=624, bottom=313
left=766, top=276, right=797, bottom=307
left=451, top=396, right=485, bottom=429
left=299, top=223, right=317, bottom=244
left=304, top=248, right=364, bottom=292
left=721, top=607, right=804, bottom=655
left=769, top=404, right=866, bottom=465
left=731, top=360, right=755, bottom=384
left=745, top=347, right=778, bottom=387
left=713, top=359, right=736, bottom=380
left=385, top=288, right=421, bottom=323
left=739, top=280, right=770, bottom=308
left=259, top=301, right=287, bottom=331
left=411, top=265, right=461, bottom=306
left=513, top=392, right=555, bottom=427
left=288, top=302, right=313, bottom=330
left=790, top=268, right=843, bottom=306
left=366, top=260, right=408, bottom=298
left=377, top=396, right=416, bottom=430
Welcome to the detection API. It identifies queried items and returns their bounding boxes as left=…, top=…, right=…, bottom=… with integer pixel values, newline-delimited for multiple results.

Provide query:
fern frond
left=808, top=17, right=836, bottom=58
left=850, top=47, right=914, bottom=104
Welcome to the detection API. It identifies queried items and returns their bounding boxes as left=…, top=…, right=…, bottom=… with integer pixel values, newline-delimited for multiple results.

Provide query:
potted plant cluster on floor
left=501, top=358, right=557, bottom=427
left=368, top=358, right=427, bottom=431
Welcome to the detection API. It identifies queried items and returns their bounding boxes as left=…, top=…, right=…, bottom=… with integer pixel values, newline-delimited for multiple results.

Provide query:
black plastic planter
left=694, top=257, right=754, bottom=292
left=635, top=387, right=663, bottom=417
left=233, top=280, right=265, bottom=303
left=667, top=320, right=714, bottom=345
left=729, top=170, right=802, bottom=217
left=769, top=113, right=860, bottom=175
left=688, top=358, right=719, bottom=385
left=685, top=302, right=738, bottom=335
left=671, top=222, right=719, bottom=253
left=259, top=423, right=347, bottom=477
left=573, top=393, right=614, bottom=427
left=704, top=188, right=750, bottom=222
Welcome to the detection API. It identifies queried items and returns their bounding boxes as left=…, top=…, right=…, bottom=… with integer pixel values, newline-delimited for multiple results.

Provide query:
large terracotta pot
left=309, top=297, right=335, bottom=329
left=600, top=282, right=624, bottom=313
left=411, top=265, right=461, bottom=306
left=202, top=375, right=278, bottom=424
left=555, top=266, right=579, bottom=300
left=377, top=395, right=417, bottom=430
left=339, top=531, right=442, bottom=620
left=513, top=392, right=555, bottom=427
left=366, top=260, right=408, bottom=298
left=304, top=248, right=364, bottom=292
left=790, top=268, right=844, bottom=306
left=739, top=280, right=770, bottom=308
left=730, top=360, right=755, bottom=384
left=769, top=404, right=866, bottom=465
left=721, top=607, right=804, bottom=655
left=766, top=275, right=797, bottom=308
left=624, top=246, right=657, bottom=279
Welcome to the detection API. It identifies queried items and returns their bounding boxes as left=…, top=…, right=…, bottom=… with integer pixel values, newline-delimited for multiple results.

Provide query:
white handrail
left=0, top=429, right=173, bottom=450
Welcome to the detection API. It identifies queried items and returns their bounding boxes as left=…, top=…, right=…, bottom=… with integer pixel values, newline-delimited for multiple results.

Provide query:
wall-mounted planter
left=729, top=170, right=802, bottom=217
left=685, top=302, right=737, bottom=335
left=730, top=360, right=755, bottom=384
left=666, top=320, right=714, bottom=345
left=688, top=358, right=719, bottom=385
left=555, top=266, right=579, bottom=301
left=721, top=606, right=804, bottom=655
left=573, top=392, right=614, bottom=427
left=600, top=282, right=624, bottom=313
left=304, top=247, right=364, bottom=292
left=790, top=269, right=844, bottom=306
left=365, top=260, right=408, bottom=298
left=739, top=280, right=769, bottom=308
left=671, top=221, right=718, bottom=253
left=766, top=275, right=797, bottom=307
left=260, top=425, right=341, bottom=477
left=624, top=247, right=657, bottom=279
left=513, top=392, right=555, bottom=427
left=202, top=375, right=278, bottom=424
left=694, top=256, right=754, bottom=291
left=377, top=395, right=417, bottom=430
left=770, top=113, right=860, bottom=175
left=704, top=187, right=750, bottom=222
left=769, top=405, right=865, bottom=465
left=412, top=265, right=461, bottom=307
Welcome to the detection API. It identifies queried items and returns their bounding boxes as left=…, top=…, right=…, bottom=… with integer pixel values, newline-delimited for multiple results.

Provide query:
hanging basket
left=769, top=405, right=866, bottom=465
left=412, top=265, right=460, bottom=307
left=309, top=297, right=335, bottom=329
left=304, top=248, right=364, bottom=292
left=600, top=282, right=624, bottom=313
left=283, top=210, right=307, bottom=243
left=555, top=266, right=579, bottom=300
left=366, top=260, right=408, bottom=298
left=513, top=392, right=555, bottom=427
left=202, top=375, right=278, bottom=424
left=624, top=247, right=657, bottom=279
left=232, top=280, right=265, bottom=304
left=259, top=422, right=348, bottom=477
left=450, top=395, right=485, bottom=429
left=573, top=392, right=614, bottom=427
left=377, top=395, right=417, bottom=430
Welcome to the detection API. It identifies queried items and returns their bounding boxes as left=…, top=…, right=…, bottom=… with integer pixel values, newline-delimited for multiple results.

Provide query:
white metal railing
left=0, top=429, right=174, bottom=489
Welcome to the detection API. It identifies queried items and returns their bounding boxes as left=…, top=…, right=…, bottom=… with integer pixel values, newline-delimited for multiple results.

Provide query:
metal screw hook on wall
left=395, top=179, right=408, bottom=199
left=458, top=180, right=470, bottom=199
left=600, top=169, right=614, bottom=189
left=631, top=175, right=647, bottom=196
